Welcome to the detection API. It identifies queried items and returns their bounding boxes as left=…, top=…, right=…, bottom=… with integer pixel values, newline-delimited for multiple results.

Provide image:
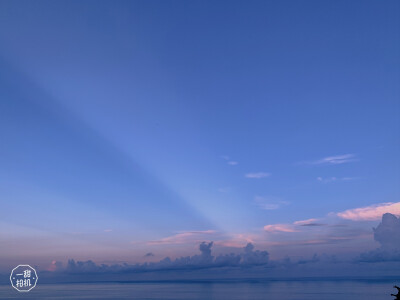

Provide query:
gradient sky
left=0, top=0, right=399, bottom=271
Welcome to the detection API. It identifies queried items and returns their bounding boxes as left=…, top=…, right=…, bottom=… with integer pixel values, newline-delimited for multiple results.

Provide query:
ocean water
left=0, top=281, right=396, bottom=299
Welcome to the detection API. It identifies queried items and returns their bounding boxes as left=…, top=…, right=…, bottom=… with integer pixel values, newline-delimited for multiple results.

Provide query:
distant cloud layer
left=337, top=202, right=400, bottom=221
left=38, top=214, right=400, bottom=281
left=64, top=242, right=270, bottom=274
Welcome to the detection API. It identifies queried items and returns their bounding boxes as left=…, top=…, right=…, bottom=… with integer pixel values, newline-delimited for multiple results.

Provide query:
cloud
left=337, top=202, right=400, bottom=221
left=373, top=213, right=400, bottom=250
left=241, top=243, right=270, bottom=265
left=144, top=252, right=155, bottom=257
left=245, top=172, right=271, bottom=179
left=37, top=219, right=400, bottom=281
left=264, top=224, right=298, bottom=233
left=104, top=229, right=112, bottom=232
left=217, top=187, right=231, bottom=193
left=341, top=177, right=359, bottom=181
left=254, top=196, right=289, bottom=210
left=199, top=241, right=213, bottom=257
left=221, top=155, right=238, bottom=166
left=265, top=218, right=327, bottom=233
left=146, top=230, right=217, bottom=245
left=302, top=154, right=357, bottom=166
left=214, top=233, right=258, bottom=248
left=64, top=242, right=269, bottom=274
left=293, top=219, right=325, bottom=226
left=47, top=260, right=63, bottom=272
left=357, top=213, right=400, bottom=262
left=358, top=249, right=400, bottom=263
left=316, top=177, right=358, bottom=183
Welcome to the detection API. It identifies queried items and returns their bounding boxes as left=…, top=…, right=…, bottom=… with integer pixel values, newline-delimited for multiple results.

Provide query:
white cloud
left=317, top=176, right=358, bottom=183
left=245, top=172, right=271, bottom=179
left=337, top=202, right=400, bottom=221
left=302, top=154, right=357, bottom=166
left=221, top=155, right=238, bottom=166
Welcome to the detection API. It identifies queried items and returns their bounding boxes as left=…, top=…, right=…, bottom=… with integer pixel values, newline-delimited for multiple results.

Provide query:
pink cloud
left=146, top=230, right=217, bottom=245
left=337, top=202, right=400, bottom=221
left=46, top=260, right=62, bottom=272
left=214, top=233, right=257, bottom=248
left=263, top=224, right=298, bottom=233
left=293, top=218, right=319, bottom=226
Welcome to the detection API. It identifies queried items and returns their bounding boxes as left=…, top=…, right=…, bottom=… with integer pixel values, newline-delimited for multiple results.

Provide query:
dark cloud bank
left=65, top=242, right=269, bottom=274
left=9, top=214, right=400, bottom=284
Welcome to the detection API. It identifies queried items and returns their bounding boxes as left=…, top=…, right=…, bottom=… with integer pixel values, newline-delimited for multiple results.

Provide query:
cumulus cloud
left=357, top=213, right=400, bottom=262
left=241, top=243, right=270, bottom=265
left=144, top=252, right=155, bottom=257
left=245, top=172, right=270, bottom=179
left=40, top=220, right=400, bottom=281
left=373, top=213, right=400, bottom=250
left=337, top=202, right=400, bottom=221
left=358, top=249, right=400, bottom=263
left=64, top=242, right=269, bottom=274
left=199, top=241, right=213, bottom=258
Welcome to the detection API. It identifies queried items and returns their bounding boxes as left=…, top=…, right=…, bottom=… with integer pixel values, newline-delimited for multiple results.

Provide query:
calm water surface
left=0, top=281, right=395, bottom=299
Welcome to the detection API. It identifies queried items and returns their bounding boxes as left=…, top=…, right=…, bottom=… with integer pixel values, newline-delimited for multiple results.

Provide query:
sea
left=0, top=280, right=397, bottom=299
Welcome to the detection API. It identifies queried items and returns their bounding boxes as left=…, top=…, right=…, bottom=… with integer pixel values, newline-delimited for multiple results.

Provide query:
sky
left=0, top=0, right=399, bottom=276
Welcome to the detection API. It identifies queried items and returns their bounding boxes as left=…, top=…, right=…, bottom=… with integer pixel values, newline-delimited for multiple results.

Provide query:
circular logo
left=10, top=265, right=38, bottom=292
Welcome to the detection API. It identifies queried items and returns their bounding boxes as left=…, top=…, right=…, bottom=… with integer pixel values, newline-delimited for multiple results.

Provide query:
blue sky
left=0, top=0, right=399, bottom=272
